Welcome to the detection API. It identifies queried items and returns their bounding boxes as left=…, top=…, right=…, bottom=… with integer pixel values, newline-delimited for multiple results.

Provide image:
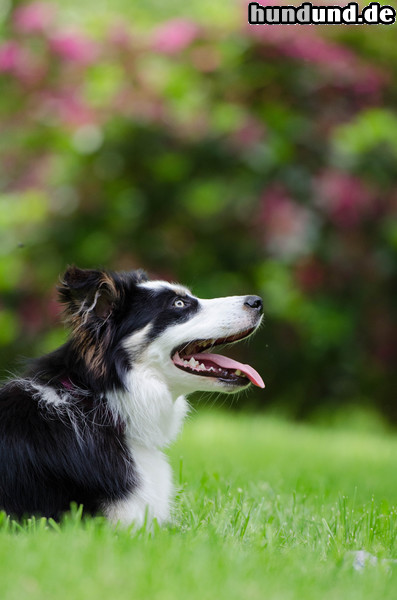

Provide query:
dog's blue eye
left=173, top=298, right=186, bottom=308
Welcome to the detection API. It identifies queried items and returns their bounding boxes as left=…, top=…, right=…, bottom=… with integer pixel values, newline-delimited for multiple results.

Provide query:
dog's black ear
left=58, top=266, right=117, bottom=320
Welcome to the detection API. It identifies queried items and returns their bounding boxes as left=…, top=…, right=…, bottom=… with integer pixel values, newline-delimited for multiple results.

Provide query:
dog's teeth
left=235, top=370, right=242, bottom=376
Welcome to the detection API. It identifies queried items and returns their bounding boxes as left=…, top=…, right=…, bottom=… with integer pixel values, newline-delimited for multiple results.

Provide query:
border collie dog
left=0, top=267, right=264, bottom=525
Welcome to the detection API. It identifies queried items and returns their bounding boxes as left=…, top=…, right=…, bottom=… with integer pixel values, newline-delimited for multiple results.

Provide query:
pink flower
left=39, top=91, right=96, bottom=127
left=259, top=185, right=318, bottom=258
left=228, top=117, right=266, bottom=150
left=248, top=19, right=353, bottom=67
left=245, top=0, right=385, bottom=98
left=13, top=2, right=56, bottom=34
left=49, top=31, right=98, bottom=64
left=12, top=156, right=51, bottom=191
left=287, top=36, right=353, bottom=66
left=19, top=297, right=45, bottom=335
left=315, top=170, right=375, bottom=228
left=152, top=19, right=200, bottom=55
left=0, top=41, right=46, bottom=85
left=107, top=21, right=133, bottom=49
left=0, top=41, right=23, bottom=72
left=294, top=258, right=325, bottom=294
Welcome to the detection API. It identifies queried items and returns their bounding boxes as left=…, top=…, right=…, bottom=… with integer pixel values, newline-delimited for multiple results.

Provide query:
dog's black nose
left=244, top=295, right=263, bottom=313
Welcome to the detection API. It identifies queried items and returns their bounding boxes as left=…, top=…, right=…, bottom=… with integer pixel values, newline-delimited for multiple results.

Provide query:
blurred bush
left=0, top=1, right=396, bottom=419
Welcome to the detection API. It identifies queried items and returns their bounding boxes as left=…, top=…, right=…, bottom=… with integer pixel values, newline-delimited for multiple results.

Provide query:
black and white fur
left=0, top=267, right=263, bottom=525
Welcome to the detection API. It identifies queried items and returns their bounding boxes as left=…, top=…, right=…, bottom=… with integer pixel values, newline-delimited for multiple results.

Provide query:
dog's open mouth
left=171, top=327, right=264, bottom=388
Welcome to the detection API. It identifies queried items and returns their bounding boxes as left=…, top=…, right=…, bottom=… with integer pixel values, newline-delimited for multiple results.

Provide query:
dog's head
left=58, top=266, right=264, bottom=394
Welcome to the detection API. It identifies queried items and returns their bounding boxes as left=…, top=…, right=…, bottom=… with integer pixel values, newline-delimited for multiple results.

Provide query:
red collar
left=60, top=377, right=73, bottom=391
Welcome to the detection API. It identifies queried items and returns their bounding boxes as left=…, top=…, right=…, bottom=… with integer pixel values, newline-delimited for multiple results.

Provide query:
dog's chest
left=130, top=444, right=173, bottom=523
left=104, top=382, right=188, bottom=525
left=108, top=374, right=189, bottom=448
left=102, top=441, right=173, bottom=526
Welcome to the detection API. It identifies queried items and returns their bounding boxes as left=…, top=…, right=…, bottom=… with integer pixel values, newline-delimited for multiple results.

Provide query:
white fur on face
left=125, top=284, right=262, bottom=396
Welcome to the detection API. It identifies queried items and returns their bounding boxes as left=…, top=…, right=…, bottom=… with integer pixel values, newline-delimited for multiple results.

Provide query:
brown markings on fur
left=99, top=273, right=118, bottom=298
left=61, top=271, right=122, bottom=379
left=71, top=317, right=113, bottom=379
left=82, top=343, right=108, bottom=378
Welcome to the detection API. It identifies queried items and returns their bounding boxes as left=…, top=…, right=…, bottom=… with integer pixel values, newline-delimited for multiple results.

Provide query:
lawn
left=0, top=410, right=397, bottom=599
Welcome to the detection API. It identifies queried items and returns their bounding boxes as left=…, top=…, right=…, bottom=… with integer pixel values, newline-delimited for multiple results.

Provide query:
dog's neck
left=106, top=365, right=189, bottom=450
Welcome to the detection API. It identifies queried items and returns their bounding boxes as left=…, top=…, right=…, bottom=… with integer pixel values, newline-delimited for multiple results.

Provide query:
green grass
left=1, top=410, right=397, bottom=599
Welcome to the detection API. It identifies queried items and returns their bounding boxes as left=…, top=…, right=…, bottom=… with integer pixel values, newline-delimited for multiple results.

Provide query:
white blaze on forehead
left=139, top=280, right=192, bottom=297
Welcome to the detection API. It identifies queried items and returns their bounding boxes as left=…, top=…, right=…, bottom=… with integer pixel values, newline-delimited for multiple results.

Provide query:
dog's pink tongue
left=197, top=353, right=265, bottom=388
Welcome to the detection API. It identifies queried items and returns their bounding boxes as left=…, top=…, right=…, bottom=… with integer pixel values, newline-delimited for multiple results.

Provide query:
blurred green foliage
left=0, top=1, right=396, bottom=419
